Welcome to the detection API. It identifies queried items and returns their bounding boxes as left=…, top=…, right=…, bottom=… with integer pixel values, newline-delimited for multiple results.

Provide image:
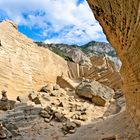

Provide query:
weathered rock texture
left=86, top=56, right=122, bottom=90
left=76, top=80, right=114, bottom=106
left=67, top=56, right=122, bottom=91
left=0, top=20, right=69, bottom=99
left=0, top=21, right=122, bottom=100
left=0, top=103, right=42, bottom=139
left=66, top=111, right=140, bottom=140
left=88, top=0, right=140, bottom=135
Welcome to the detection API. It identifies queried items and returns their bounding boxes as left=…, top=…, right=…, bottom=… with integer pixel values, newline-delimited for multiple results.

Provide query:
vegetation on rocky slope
left=35, top=41, right=121, bottom=69
left=35, top=41, right=118, bottom=62
left=36, top=42, right=74, bottom=62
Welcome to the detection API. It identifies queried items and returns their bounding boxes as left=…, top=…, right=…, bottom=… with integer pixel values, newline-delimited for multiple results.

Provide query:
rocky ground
left=0, top=80, right=125, bottom=140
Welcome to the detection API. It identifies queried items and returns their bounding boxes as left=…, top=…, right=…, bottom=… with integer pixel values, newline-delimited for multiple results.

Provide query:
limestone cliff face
left=88, top=0, right=140, bottom=130
left=0, top=20, right=69, bottom=99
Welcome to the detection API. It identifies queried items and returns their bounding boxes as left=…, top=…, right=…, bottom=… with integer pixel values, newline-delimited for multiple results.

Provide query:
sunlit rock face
left=0, top=20, right=69, bottom=99
left=88, top=0, right=140, bottom=129
left=0, top=20, right=121, bottom=101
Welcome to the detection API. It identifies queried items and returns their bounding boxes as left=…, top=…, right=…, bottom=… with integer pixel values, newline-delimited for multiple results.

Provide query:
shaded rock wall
left=88, top=0, right=140, bottom=129
left=0, top=21, right=69, bottom=99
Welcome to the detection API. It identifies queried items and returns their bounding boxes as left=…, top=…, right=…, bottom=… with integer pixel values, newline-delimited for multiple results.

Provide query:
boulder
left=28, top=92, right=38, bottom=101
left=44, top=118, right=52, bottom=123
left=76, top=80, right=114, bottom=106
left=73, top=121, right=81, bottom=127
left=78, top=115, right=88, bottom=121
left=40, top=93, right=50, bottom=101
left=54, top=112, right=67, bottom=122
left=28, top=92, right=41, bottom=104
left=32, top=97, right=41, bottom=105
left=53, top=84, right=60, bottom=90
left=17, top=96, right=29, bottom=103
left=40, top=110, right=50, bottom=118
left=44, top=106, right=54, bottom=115
left=50, top=90, right=58, bottom=97
left=40, top=84, right=53, bottom=93
left=62, top=121, right=77, bottom=134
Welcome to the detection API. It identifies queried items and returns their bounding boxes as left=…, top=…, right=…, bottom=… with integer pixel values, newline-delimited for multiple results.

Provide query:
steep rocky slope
left=36, top=41, right=121, bottom=70
left=0, top=20, right=69, bottom=99
left=81, top=41, right=121, bottom=70
left=36, top=42, right=91, bottom=66
left=81, top=41, right=115, bottom=56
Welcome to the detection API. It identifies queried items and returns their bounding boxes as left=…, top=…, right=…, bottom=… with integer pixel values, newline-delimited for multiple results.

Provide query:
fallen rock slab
left=76, top=80, right=114, bottom=106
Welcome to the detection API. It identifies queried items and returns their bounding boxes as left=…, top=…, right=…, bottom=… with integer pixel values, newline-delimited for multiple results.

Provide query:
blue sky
left=0, top=0, right=107, bottom=45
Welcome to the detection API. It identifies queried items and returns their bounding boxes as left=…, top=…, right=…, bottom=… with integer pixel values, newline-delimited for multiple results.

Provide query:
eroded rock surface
left=86, top=56, right=122, bottom=90
left=66, top=111, right=140, bottom=140
left=0, top=82, right=122, bottom=140
left=86, top=0, right=140, bottom=138
left=0, top=20, right=122, bottom=101
left=0, top=16, right=128, bottom=139
left=76, top=80, right=114, bottom=106
left=0, top=20, right=69, bottom=99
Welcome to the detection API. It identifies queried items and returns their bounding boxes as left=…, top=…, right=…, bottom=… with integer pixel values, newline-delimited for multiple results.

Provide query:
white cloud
left=0, top=0, right=107, bottom=45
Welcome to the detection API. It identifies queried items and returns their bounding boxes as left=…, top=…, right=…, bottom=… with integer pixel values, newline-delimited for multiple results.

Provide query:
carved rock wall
left=88, top=0, right=140, bottom=130
left=86, top=56, right=122, bottom=90
left=0, top=21, right=69, bottom=99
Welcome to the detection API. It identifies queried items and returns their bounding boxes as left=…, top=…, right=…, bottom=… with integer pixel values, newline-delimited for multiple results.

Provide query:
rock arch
left=87, top=0, right=140, bottom=131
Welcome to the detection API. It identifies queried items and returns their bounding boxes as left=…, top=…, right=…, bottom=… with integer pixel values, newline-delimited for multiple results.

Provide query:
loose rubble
left=0, top=80, right=125, bottom=139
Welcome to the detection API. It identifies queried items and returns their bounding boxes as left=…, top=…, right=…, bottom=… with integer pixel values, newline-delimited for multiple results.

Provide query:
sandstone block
left=76, top=80, right=114, bottom=106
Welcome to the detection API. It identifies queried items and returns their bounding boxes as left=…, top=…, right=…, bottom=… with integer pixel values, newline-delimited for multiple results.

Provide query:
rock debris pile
left=0, top=79, right=125, bottom=139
